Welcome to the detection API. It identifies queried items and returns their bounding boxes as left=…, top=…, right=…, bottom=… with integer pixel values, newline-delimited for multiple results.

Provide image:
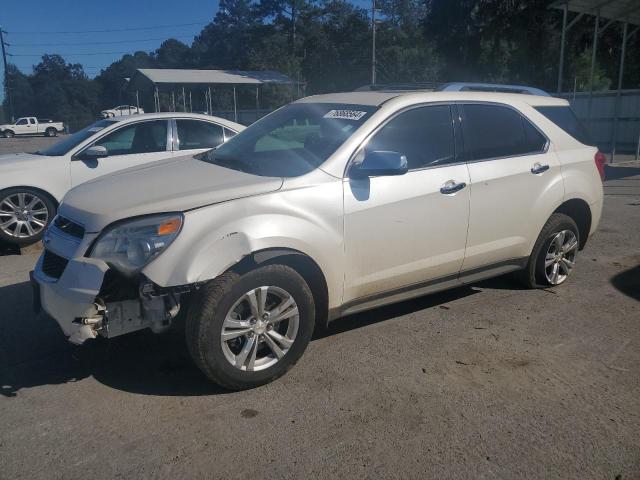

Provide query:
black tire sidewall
left=532, top=214, right=580, bottom=287
left=0, top=188, right=56, bottom=246
left=191, top=265, right=315, bottom=390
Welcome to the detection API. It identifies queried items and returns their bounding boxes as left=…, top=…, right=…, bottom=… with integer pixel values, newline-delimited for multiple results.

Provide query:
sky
left=1, top=0, right=373, bottom=102
left=0, top=0, right=221, bottom=100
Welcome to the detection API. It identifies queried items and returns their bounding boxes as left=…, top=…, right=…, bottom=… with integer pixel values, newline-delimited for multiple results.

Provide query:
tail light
left=594, top=151, right=606, bottom=181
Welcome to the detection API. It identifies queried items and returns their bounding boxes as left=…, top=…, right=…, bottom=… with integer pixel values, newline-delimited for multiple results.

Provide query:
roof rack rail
left=354, top=82, right=440, bottom=92
left=436, top=82, right=550, bottom=96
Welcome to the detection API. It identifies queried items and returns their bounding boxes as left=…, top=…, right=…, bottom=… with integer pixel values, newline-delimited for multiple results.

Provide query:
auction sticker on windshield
left=323, top=110, right=368, bottom=121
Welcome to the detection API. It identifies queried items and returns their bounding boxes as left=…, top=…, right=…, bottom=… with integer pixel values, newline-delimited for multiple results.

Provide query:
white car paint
left=33, top=90, right=603, bottom=364
left=100, top=105, right=145, bottom=118
left=0, top=112, right=244, bottom=205
left=0, top=117, right=64, bottom=137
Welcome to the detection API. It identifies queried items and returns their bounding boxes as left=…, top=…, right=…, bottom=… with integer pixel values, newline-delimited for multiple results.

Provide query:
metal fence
left=210, top=108, right=272, bottom=126
left=557, top=89, right=640, bottom=162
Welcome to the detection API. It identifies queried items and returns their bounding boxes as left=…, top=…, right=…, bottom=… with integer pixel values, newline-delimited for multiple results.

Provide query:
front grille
left=53, top=215, right=85, bottom=239
left=42, top=250, right=68, bottom=279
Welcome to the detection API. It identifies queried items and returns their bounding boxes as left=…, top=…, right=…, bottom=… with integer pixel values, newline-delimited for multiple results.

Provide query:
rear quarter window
left=534, top=106, right=592, bottom=146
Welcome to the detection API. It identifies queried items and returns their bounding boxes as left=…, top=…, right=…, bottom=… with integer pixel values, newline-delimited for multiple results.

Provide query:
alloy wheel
left=0, top=192, right=49, bottom=239
left=221, top=285, right=299, bottom=372
left=544, top=230, right=578, bottom=285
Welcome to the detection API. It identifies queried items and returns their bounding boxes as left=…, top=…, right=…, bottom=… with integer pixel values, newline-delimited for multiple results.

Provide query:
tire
left=516, top=213, right=580, bottom=289
left=0, top=187, right=56, bottom=246
left=4, top=130, right=14, bottom=138
left=186, top=264, right=316, bottom=390
left=45, top=128, right=57, bottom=137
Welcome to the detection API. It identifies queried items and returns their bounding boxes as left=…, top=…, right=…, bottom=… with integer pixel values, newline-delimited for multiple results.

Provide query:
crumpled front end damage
left=33, top=254, right=189, bottom=345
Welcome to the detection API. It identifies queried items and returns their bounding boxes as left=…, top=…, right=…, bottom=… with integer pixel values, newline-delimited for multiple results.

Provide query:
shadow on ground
left=605, top=164, right=640, bottom=181
left=611, top=265, right=640, bottom=301
left=0, top=279, right=480, bottom=398
left=0, top=240, right=20, bottom=256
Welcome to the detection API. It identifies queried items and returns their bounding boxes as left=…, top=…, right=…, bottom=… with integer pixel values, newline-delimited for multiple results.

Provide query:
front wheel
left=516, top=213, right=580, bottom=288
left=0, top=188, right=56, bottom=246
left=3, top=130, right=14, bottom=138
left=186, top=264, right=316, bottom=390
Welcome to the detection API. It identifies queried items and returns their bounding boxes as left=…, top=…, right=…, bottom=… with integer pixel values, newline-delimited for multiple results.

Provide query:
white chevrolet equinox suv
left=32, top=88, right=604, bottom=390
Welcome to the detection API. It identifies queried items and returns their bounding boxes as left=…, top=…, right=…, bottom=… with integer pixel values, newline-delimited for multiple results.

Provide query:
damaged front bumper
left=32, top=254, right=109, bottom=344
left=32, top=249, right=188, bottom=345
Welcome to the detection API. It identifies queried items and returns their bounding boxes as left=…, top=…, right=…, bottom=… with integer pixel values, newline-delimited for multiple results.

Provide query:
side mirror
left=350, top=150, right=408, bottom=178
left=82, top=145, right=108, bottom=159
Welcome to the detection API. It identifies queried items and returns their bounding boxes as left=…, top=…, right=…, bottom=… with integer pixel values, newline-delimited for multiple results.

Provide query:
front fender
left=142, top=181, right=345, bottom=309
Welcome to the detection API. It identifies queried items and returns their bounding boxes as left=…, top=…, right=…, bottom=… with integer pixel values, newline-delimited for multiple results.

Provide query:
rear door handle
left=440, top=180, right=467, bottom=194
left=531, top=163, right=550, bottom=174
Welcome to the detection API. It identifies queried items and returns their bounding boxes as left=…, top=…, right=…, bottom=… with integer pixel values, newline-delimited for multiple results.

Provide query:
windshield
left=37, top=119, right=117, bottom=156
left=200, top=103, right=377, bottom=177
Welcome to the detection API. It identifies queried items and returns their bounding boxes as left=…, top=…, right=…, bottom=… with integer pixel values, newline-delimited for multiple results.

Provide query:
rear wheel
left=0, top=188, right=56, bottom=246
left=516, top=213, right=580, bottom=288
left=186, top=264, right=316, bottom=390
left=45, top=127, right=57, bottom=137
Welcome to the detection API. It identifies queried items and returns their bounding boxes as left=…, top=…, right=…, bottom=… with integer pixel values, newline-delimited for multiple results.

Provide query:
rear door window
left=176, top=120, right=225, bottom=150
left=461, top=104, right=547, bottom=160
left=534, top=106, right=592, bottom=145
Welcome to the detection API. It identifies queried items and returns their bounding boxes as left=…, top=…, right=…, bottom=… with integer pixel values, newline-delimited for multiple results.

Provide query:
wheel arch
left=0, top=185, right=60, bottom=209
left=553, top=198, right=592, bottom=249
left=228, top=248, right=330, bottom=331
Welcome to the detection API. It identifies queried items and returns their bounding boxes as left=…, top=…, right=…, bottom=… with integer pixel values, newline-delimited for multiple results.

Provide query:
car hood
left=0, top=152, right=45, bottom=166
left=59, top=154, right=284, bottom=232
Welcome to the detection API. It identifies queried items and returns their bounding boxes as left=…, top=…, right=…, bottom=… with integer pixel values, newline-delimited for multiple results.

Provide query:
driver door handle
left=531, top=163, right=550, bottom=174
left=440, top=180, right=467, bottom=194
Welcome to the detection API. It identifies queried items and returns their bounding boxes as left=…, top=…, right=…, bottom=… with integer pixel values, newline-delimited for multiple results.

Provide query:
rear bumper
left=32, top=254, right=108, bottom=338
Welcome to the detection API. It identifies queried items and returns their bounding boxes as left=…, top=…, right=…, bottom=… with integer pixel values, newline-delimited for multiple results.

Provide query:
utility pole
left=0, top=27, right=14, bottom=121
left=371, top=0, right=376, bottom=85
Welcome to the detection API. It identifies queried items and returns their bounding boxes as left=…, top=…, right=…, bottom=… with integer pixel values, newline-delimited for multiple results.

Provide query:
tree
left=3, top=64, right=35, bottom=118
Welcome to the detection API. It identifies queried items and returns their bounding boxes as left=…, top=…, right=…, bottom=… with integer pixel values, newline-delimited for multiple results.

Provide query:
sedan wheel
left=221, top=286, right=300, bottom=372
left=0, top=190, right=53, bottom=244
left=544, top=230, right=578, bottom=285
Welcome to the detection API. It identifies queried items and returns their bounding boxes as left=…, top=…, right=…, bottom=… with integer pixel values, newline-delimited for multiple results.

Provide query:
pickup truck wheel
left=0, top=188, right=56, bottom=246
left=186, top=264, right=316, bottom=390
left=45, top=128, right=57, bottom=137
left=516, top=213, right=580, bottom=288
left=3, top=130, right=14, bottom=138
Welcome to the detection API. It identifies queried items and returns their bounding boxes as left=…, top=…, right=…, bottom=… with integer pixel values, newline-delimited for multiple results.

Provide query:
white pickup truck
left=0, top=117, right=65, bottom=138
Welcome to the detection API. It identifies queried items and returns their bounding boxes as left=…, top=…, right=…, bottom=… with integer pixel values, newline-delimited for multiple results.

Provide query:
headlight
left=89, top=213, right=183, bottom=275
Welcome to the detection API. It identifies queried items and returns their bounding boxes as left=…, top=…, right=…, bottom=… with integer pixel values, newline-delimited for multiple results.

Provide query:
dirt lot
left=0, top=136, right=639, bottom=479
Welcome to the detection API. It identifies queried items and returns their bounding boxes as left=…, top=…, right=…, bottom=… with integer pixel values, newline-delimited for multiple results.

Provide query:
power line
left=5, top=21, right=208, bottom=35
left=8, top=35, right=195, bottom=47
left=9, top=51, right=146, bottom=57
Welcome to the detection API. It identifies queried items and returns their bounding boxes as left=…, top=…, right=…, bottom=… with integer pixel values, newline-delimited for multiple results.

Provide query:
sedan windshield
left=37, top=119, right=118, bottom=156
left=200, top=103, right=377, bottom=177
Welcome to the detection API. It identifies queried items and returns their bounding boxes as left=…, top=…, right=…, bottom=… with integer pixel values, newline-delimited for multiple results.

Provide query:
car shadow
left=611, top=265, right=640, bottom=301
left=0, top=240, right=20, bottom=256
left=0, top=279, right=480, bottom=398
left=605, top=164, right=640, bottom=181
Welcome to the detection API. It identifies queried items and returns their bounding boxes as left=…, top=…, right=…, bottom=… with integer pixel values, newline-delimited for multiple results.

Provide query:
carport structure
left=551, top=0, right=640, bottom=159
left=127, top=68, right=302, bottom=123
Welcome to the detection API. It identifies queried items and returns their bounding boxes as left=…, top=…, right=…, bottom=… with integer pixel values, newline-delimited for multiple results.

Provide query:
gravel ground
left=0, top=134, right=65, bottom=155
left=0, top=136, right=639, bottom=479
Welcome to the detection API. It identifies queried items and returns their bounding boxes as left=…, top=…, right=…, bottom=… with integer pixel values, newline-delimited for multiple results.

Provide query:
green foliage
left=571, top=48, right=611, bottom=92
